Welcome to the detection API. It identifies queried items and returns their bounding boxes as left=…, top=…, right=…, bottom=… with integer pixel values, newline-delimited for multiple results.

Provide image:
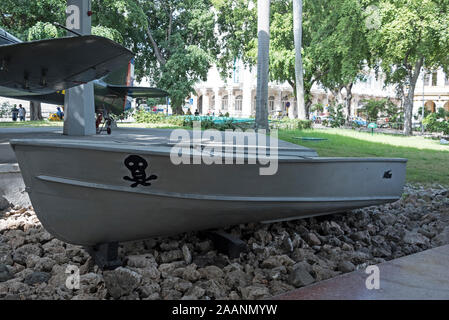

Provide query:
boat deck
left=274, top=244, right=449, bottom=300
left=1, top=126, right=319, bottom=161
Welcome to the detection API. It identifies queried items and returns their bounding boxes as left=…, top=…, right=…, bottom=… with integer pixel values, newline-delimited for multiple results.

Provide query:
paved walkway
left=275, top=245, right=449, bottom=300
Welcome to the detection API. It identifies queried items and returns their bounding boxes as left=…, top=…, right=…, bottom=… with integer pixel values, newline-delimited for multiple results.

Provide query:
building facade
left=191, top=61, right=449, bottom=119
left=414, top=69, right=449, bottom=115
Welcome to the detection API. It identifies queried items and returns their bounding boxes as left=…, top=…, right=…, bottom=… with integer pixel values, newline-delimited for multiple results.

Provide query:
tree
left=111, top=0, right=218, bottom=114
left=255, top=0, right=270, bottom=131
left=292, top=0, right=305, bottom=119
left=30, top=101, right=43, bottom=121
left=368, top=0, right=449, bottom=135
left=310, top=0, right=371, bottom=121
left=0, top=0, right=66, bottom=38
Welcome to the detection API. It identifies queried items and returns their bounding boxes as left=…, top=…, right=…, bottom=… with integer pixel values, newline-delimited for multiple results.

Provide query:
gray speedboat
left=9, top=129, right=407, bottom=247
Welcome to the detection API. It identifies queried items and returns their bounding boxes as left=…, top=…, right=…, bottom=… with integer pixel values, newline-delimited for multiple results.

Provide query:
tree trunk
left=345, top=83, right=353, bottom=120
left=403, top=58, right=423, bottom=136
left=30, top=101, right=43, bottom=121
left=255, top=0, right=270, bottom=132
left=292, top=0, right=305, bottom=119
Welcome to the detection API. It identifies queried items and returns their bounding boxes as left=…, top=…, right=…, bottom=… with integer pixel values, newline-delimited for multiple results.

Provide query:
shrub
left=327, top=104, right=346, bottom=128
left=423, top=113, right=449, bottom=135
left=0, top=102, right=12, bottom=118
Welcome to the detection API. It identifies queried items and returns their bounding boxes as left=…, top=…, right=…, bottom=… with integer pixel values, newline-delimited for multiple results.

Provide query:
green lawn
left=0, top=120, right=63, bottom=127
left=279, top=128, right=449, bottom=186
left=2, top=120, right=447, bottom=185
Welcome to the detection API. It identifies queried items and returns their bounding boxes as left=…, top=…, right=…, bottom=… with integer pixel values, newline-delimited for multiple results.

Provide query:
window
left=445, top=73, right=449, bottom=86
left=235, top=95, right=243, bottom=111
left=268, top=96, right=275, bottom=113
left=432, top=71, right=438, bottom=86
left=222, top=95, right=228, bottom=111
left=424, top=72, right=431, bottom=86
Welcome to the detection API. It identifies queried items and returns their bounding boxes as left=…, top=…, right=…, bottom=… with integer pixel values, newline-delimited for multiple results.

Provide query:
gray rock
left=282, top=237, right=294, bottom=252
left=127, top=254, right=156, bottom=268
left=199, top=279, right=226, bottom=299
left=225, top=269, right=251, bottom=288
left=196, top=241, right=212, bottom=253
left=182, top=264, right=201, bottom=282
left=403, top=231, right=429, bottom=246
left=103, top=267, right=142, bottom=299
left=182, top=244, right=192, bottom=264
left=138, top=283, right=161, bottom=299
left=337, top=261, right=355, bottom=273
left=240, top=285, right=270, bottom=300
left=433, top=227, right=449, bottom=246
left=288, top=266, right=315, bottom=288
left=254, top=229, right=272, bottom=245
left=306, top=233, right=321, bottom=246
left=0, top=196, right=10, bottom=211
left=200, top=265, right=224, bottom=280
left=185, top=285, right=206, bottom=299
left=160, top=250, right=184, bottom=263
left=13, top=244, right=43, bottom=265
left=23, top=271, right=51, bottom=285
left=174, top=280, right=193, bottom=293
left=0, top=244, right=13, bottom=266
left=160, top=240, right=179, bottom=251
left=0, top=264, right=13, bottom=283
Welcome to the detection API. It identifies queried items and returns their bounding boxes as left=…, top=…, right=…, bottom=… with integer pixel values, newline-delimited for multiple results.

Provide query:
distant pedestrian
left=18, top=104, right=26, bottom=121
left=11, top=105, right=18, bottom=121
left=56, top=107, right=64, bottom=120
left=194, top=109, right=200, bottom=116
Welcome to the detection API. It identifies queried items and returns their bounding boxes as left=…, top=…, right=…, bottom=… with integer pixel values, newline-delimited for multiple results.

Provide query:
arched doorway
left=235, top=95, right=243, bottom=112
left=425, top=101, right=436, bottom=113
left=222, top=95, right=229, bottom=111
left=444, top=101, right=449, bottom=112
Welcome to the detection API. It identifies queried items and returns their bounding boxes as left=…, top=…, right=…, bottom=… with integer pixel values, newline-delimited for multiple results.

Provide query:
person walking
left=11, top=105, right=18, bottom=121
left=18, top=104, right=26, bottom=121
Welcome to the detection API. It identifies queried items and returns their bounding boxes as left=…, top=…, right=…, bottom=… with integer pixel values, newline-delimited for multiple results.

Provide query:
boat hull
left=10, top=140, right=407, bottom=246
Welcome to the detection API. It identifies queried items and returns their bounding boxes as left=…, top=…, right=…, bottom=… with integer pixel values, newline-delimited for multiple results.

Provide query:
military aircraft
left=0, top=27, right=169, bottom=132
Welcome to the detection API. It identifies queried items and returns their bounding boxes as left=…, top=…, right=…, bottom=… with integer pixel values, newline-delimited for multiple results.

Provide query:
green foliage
left=310, top=103, right=324, bottom=113
left=0, top=0, right=66, bottom=39
left=423, top=113, right=449, bottom=135
left=359, top=99, right=390, bottom=122
left=0, top=102, right=12, bottom=118
left=92, top=26, right=124, bottom=43
left=327, top=104, right=346, bottom=128
left=367, top=0, right=449, bottom=134
left=131, top=0, right=218, bottom=114
left=277, top=118, right=313, bottom=130
left=27, top=22, right=61, bottom=41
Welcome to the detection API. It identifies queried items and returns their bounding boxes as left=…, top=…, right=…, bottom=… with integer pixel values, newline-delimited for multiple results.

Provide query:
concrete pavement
left=274, top=244, right=449, bottom=300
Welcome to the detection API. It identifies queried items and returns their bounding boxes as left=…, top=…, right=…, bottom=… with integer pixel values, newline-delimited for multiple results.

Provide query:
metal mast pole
left=63, top=0, right=96, bottom=136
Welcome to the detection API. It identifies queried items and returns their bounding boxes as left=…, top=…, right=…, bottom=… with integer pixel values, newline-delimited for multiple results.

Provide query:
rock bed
left=0, top=184, right=448, bottom=300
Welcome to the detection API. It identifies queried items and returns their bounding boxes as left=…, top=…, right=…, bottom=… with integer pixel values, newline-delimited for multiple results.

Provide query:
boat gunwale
left=36, top=175, right=402, bottom=203
left=10, top=139, right=408, bottom=163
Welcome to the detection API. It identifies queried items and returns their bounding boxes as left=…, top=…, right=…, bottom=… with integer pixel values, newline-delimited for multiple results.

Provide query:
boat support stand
left=85, top=242, right=123, bottom=270
left=202, top=230, right=248, bottom=259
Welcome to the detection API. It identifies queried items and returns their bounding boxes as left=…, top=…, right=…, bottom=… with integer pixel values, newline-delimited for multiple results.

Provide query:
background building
left=191, top=61, right=449, bottom=119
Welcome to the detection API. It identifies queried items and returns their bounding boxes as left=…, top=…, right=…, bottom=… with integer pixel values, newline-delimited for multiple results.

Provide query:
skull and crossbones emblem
left=123, top=155, right=157, bottom=188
